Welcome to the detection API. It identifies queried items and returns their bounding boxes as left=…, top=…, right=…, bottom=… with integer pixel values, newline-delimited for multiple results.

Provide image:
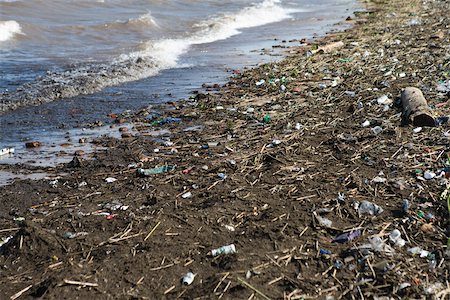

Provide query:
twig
left=299, top=227, right=308, bottom=237
left=436, top=287, right=450, bottom=299
left=109, top=232, right=143, bottom=243
left=150, top=263, right=175, bottom=271
left=63, top=279, right=98, bottom=287
left=214, top=272, right=230, bottom=293
left=10, top=285, right=32, bottom=300
left=0, top=227, right=20, bottom=233
left=164, top=285, right=176, bottom=295
left=295, top=195, right=316, bottom=201
left=268, top=276, right=284, bottom=285
left=237, top=277, right=271, bottom=300
left=144, top=221, right=161, bottom=241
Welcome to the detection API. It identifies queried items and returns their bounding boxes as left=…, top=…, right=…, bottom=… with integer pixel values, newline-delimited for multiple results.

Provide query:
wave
left=101, top=12, right=159, bottom=31
left=0, top=20, right=23, bottom=42
left=0, top=0, right=297, bottom=112
left=123, top=0, right=298, bottom=69
left=128, top=12, right=159, bottom=27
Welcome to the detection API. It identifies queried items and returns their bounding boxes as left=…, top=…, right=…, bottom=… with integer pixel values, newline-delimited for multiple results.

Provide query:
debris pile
left=0, top=0, right=449, bottom=298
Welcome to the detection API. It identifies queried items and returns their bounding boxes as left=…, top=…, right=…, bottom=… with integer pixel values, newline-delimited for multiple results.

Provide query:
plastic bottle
left=371, top=126, right=383, bottom=135
left=315, top=214, right=332, bottom=228
left=358, top=200, right=384, bottom=216
left=210, top=244, right=236, bottom=256
left=402, top=199, right=410, bottom=213
left=181, top=272, right=195, bottom=285
left=389, top=229, right=406, bottom=247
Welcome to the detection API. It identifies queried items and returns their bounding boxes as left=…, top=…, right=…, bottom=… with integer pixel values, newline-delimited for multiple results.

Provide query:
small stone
left=25, top=141, right=42, bottom=148
left=74, top=150, right=85, bottom=156
left=67, top=156, right=82, bottom=168
left=121, top=132, right=133, bottom=138
left=420, top=223, right=435, bottom=233
left=181, top=192, right=192, bottom=199
left=361, top=120, right=370, bottom=127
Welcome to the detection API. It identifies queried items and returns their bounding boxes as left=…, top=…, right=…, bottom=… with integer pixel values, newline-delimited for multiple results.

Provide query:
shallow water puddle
left=0, top=171, right=65, bottom=187
left=0, top=124, right=136, bottom=168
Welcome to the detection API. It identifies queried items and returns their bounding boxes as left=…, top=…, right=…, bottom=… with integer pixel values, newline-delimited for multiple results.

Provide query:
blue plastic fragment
left=320, top=249, right=331, bottom=255
left=435, top=116, right=449, bottom=126
left=402, top=199, right=410, bottom=212
left=332, top=229, right=361, bottom=243
left=154, top=117, right=182, bottom=125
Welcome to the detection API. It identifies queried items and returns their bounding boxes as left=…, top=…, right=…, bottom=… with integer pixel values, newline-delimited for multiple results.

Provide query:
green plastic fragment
left=263, top=115, right=272, bottom=123
left=417, top=210, right=425, bottom=218
left=137, top=165, right=176, bottom=176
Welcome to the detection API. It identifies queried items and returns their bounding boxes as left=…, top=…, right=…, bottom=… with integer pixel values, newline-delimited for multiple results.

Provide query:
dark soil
left=1, top=0, right=449, bottom=299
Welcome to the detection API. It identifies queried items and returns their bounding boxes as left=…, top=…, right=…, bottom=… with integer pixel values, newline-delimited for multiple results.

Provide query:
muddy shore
left=1, top=0, right=449, bottom=299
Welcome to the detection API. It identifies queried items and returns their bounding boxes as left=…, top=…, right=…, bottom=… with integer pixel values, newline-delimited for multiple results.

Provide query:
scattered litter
left=180, top=272, right=195, bottom=286
left=320, top=249, right=331, bottom=255
left=217, top=173, right=227, bottom=180
left=181, top=191, right=192, bottom=199
left=372, top=175, right=386, bottom=183
left=224, top=225, right=235, bottom=232
left=366, top=236, right=395, bottom=254
left=377, top=95, right=392, bottom=105
left=436, top=80, right=450, bottom=93
left=312, top=41, right=345, bottom=54
left=0, top=148, right=14, bottom=156
left=105, top=177, right=117, bottom=183
left=256, top=79, right=265, bottom=86
left=152, top=117, right=182, bottom=126
left=262, top=115, right=272, bottom=123
left=408, top=247, right=429, bottom=258
left=389, top=229, right=406, bottom=247
left=267, top=139, right=282, bottom=148
left=63, top=232, right=88, bottom=239
left=78, top=181, right=87, bottom=187
left=371, top=126, right=383, bottom=135
left=401, top=87, right=435, bottom=127
left=402, top=199, right=410, bottom=213
left=0, top=236, right=13, bottom=248
left=137, top=165, right=176, bottom=176
left=314, top=212, right=333, bottom=228
left=357, top=200, right=384, bottom=216
left=332, top=230, right=361, bottom=243
left=210, top=244, right=236, bottom=256
left=362, top=120, right=370, bottom=127
left=424, top=170, right=436, bottom=180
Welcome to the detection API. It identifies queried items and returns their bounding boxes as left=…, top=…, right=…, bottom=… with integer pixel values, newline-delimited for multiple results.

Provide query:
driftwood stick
left=10, top=285, right=33, bottom=300
left=401, top=87, right=435, bottom=127
left=237, top=277, right=271, bottom=300
left=63, top=279, right=98, bottom=287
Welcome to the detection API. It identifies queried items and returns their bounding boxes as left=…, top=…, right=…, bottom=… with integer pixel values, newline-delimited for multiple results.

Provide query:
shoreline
left=0, top=4, right=361, bottom=174
left=0, top=0, right=358, bottom=115
left=1, top=0, right=449, bottom=299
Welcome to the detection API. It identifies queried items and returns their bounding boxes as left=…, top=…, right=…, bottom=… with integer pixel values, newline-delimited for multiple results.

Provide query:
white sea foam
left=132, top=12, right=159, bottom=27
left=1, top=0, right=301, bottom=111
left=0, top=20, right=23, bottom=42
left=121, top=0, right=298, bottom=71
